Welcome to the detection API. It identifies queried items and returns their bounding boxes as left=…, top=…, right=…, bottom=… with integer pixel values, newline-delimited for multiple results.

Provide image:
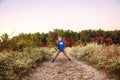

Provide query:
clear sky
left=0, top=0, right=120, bottom=36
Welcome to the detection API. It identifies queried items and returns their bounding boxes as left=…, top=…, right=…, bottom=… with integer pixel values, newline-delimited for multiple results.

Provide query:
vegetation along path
left=23, top=53, right=115, bottom=80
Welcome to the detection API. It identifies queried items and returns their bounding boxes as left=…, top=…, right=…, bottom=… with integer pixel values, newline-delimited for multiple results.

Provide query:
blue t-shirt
left=57, top=40, right=64, bottom=51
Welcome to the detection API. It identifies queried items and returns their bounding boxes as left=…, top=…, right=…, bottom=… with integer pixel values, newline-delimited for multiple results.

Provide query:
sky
left=0, top=0, right=120, bottom=36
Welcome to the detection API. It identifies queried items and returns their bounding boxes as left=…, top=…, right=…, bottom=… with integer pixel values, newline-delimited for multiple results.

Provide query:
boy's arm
left=57, top=41, right=59, bottom=48
left=63, top=41, right=65, bottom=48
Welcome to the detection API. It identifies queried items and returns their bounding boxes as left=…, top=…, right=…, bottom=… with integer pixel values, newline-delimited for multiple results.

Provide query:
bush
left=69, top=43, right=103, bottom=60
left=0, top=47, right=52, bottom=80
left=106, top=57, right=120, bottom=71
left=67, top=43, right=120, bottom=75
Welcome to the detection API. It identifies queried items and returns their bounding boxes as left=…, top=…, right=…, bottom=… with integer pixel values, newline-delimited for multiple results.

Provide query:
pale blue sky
left=0, top=0, right=120, bottom=36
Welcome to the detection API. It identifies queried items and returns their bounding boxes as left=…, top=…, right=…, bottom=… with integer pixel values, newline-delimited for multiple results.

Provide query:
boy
left=52, top=36, right=71, bottom=62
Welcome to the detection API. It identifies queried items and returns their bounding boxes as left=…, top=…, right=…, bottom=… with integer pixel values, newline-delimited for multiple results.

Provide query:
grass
left=67, top=43, right=120, bottom=79
left=0, top=47, right=52, bottom=80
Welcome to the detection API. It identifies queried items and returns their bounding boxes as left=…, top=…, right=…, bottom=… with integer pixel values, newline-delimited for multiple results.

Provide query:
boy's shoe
left=68, top=58, right=71, bottom=61
left=52, top=59, right=55, bottom=62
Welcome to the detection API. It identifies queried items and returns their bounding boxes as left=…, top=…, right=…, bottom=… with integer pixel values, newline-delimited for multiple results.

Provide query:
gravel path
left=23, top=53, right=116, bottom=80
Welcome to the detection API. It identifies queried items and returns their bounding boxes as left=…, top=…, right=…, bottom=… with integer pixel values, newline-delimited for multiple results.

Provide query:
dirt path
left=23, top=53, right=115, bottom=80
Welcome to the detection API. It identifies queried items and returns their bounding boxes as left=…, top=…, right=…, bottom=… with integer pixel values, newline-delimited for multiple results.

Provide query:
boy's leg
left=62, top=51, right=71, bottom=61
left=52, top=50, right=60, bottom=62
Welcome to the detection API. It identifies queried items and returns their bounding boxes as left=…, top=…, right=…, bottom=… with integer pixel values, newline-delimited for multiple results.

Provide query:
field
left=0, top=29, right=120, bottom=80
left=0, top=43, right=120, bottom=80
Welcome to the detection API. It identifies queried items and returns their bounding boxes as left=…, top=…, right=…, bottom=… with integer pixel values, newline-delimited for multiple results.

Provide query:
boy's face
left=58, top=37, right=62, bottom=40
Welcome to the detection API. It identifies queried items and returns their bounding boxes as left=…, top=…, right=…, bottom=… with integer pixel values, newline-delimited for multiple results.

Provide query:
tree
left=40, top=33, right=48, bottom=47
left=80, top=30, right=91, bottom=43
left=0, top=33, right=9, bottom=51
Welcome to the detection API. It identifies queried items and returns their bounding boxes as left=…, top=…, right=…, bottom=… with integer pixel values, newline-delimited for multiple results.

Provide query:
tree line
left=0, top=29, right=120, bottom=52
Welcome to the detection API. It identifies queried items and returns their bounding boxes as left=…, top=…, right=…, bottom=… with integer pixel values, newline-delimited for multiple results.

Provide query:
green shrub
left=69, top=43, right=103, bottom=59
left=68, top=43, right=120, bottom=73
left=106, top=57, right=120, bottom=71
left=39, top=47, right=52, bottom=60
left=0, top=47, right=52, bottom=80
